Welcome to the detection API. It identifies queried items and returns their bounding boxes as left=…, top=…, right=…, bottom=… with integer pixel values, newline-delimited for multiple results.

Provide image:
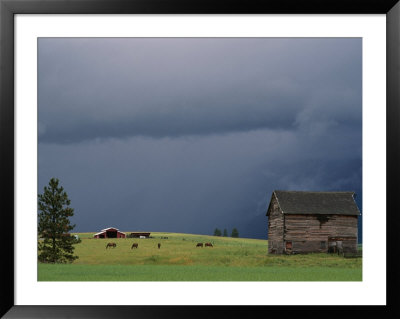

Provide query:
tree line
left=213, top=227, right=239, bottom=238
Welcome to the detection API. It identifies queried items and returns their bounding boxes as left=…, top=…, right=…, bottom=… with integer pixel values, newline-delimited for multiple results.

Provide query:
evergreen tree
left=223, top=228, right=228, bottom=237
left=213, top=228, right=222, bottom=236
left=38, top=178, right=78, bottom=263
left=231, top=228, right=239, bottom=238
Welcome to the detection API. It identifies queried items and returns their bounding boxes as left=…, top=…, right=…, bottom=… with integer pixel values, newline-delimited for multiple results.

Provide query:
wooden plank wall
left=284, top=214, right=358, bottom=253
left=267, top=194, right=284, bottom=254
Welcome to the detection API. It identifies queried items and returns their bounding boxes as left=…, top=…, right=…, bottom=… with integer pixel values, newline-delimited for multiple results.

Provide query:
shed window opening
left=285, top=241, right=292, bottom=249
left=320, top=241, right=326, bottom=249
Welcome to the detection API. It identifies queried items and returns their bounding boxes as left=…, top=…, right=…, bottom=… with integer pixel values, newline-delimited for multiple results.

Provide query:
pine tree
left=231, top=228, right=239, bottom=238
left=213, top=228, right=222, bottom=236
left=223, top=228, right=228, bottom=237
left=38, top=178, right=78, bottom=263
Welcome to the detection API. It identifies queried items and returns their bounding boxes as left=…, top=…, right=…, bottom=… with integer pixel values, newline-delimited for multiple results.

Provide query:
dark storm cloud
left=38, top=38, right=361, bottom=143
left=38, top=38, right=362, bottom=238
left=38, top=126, right=361, bottom=237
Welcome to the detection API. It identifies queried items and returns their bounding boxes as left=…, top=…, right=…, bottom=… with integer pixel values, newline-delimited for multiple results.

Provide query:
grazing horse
left=131, top=243, right=139, bottom=249
left=205, top=242, right=213, bottom=247
left=106, top=242, right=116, bottom=249
left=196, top=243, right=203, bottom=247
left=158, top=243, right=161, bottom=249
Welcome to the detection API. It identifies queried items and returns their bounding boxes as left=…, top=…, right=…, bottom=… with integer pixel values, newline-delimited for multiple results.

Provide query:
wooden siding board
left=283, top=214, right=358, bottom=253
left=268, top=204, right=358, bottom=254
left=267, top=194, right=284, bottom=254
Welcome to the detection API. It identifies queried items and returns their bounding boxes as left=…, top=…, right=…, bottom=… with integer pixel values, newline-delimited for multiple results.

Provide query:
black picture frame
left=1, top=0, right=399, bottom=318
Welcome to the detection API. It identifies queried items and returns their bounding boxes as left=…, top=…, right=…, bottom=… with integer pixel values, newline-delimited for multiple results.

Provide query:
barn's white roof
left=101, top=227, right=119, bottom=231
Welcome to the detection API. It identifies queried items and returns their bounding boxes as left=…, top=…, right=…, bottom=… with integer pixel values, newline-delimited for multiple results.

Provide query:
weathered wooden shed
left=266, top=190, right=360, bottom=254
left=93, top=227, right=126, bottom=239
left=129, top=232, right=151, bottom=238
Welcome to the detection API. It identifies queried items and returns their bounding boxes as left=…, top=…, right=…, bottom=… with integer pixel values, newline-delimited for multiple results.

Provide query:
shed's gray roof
left=270, top=190, right=360, bottom=215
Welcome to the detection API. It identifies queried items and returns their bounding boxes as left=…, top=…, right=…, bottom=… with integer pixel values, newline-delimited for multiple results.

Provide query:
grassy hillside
left=37, top=232, right=362, bottom=281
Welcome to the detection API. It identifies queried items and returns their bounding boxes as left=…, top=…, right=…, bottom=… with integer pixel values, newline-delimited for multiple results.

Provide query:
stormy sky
left=38, top=38, right=362, bottom=240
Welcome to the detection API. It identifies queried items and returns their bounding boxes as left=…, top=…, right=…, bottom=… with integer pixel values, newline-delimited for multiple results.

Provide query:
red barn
left=93, top=227, right=126, bottom=239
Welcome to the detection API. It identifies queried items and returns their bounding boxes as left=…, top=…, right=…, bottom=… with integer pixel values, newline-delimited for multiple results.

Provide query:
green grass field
left=37, top=232, right=362, bottom=281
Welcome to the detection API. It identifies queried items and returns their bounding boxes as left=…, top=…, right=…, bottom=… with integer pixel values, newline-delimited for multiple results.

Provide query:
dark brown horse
left=196, top=243, right=203, bottom=247
left=131, top=243, right=139, bottom=249
left=158, top=243, right=161, bottom=249
left=106, top=242, right=116, bottom=249
left=205, top=242, right=213, bottom=247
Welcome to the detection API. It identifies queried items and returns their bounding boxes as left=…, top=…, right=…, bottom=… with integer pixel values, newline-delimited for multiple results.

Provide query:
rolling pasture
left=37, top=232, right=362, bottom=281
